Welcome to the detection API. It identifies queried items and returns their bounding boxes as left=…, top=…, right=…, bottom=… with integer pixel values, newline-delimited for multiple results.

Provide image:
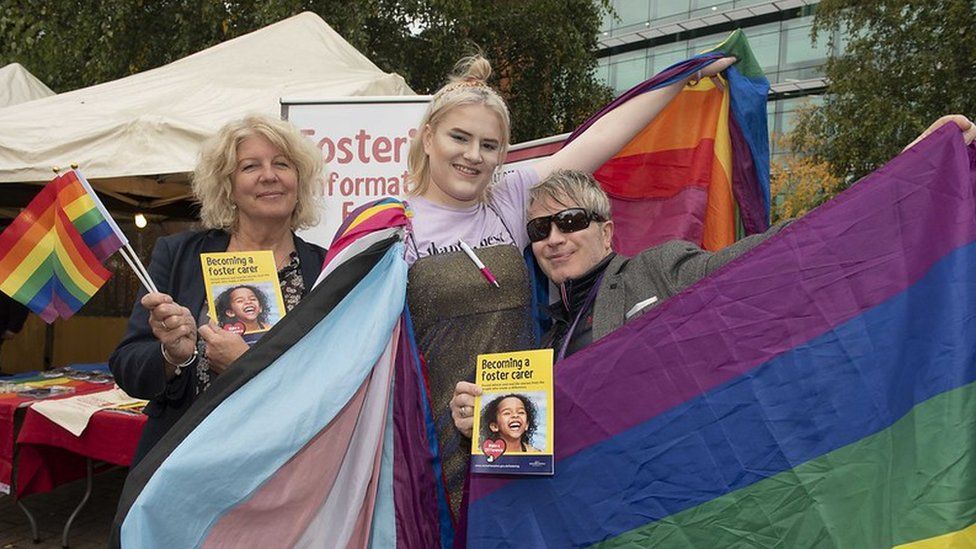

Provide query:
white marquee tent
left=0, top=12, right=413, bottom=211
left=0, top=63, right=55, bottom=108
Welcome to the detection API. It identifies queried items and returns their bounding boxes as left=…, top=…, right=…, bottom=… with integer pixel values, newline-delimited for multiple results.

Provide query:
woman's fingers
left=140, top=292, right=174, bottom=309
left=701, top=56, right=736, bottom=77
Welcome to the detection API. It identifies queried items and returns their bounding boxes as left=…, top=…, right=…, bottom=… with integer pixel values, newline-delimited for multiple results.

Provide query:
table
left=0, top=364, right=146, bottom=547
left=0, top=364, right=116, bottom=495
left=17, top=405, right=145, bottom=496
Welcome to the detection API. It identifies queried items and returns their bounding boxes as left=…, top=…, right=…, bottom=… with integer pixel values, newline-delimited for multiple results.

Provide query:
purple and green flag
left=467, top=125, right=976, bottom=547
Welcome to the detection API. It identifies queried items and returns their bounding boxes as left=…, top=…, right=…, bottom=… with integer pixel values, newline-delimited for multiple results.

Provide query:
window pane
left=654, top=0, right=690, bottom=19
left=745, top=24, right=782, bottom=72
left=689, top=32, right=727, bottom=55
left=616, top=0, right=651, bottom=27
left=600, top=8, right=615, bottom=33
left=783, top=17, right=827, bottom=66
left=649, top=44, right=688, bottom=74
left=778, top=96, right=822, bottom=136
left=611, top=51, right=648, bottom=94
left=691, top=1, right=738, bottom=21
left=767, top=100, right=779, bottom=137
left=594, top=57, right=611, bottom=87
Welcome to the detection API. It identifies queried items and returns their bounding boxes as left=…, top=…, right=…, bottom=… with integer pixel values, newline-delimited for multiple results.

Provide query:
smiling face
left=421, top=103, right=504, bottom=207
left=225, top=287, right=262, bottom=323
left=490, top=396, right=530, bottom=446
left=231, top=135, right=299, bottom=228
left=528, top=196, right=614, bottom=285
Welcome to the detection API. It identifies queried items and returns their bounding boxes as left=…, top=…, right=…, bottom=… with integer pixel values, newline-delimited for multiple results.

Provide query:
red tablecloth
left=15, top=407, right=145, bottom=497
left=0, top=377, right=116, bottom=494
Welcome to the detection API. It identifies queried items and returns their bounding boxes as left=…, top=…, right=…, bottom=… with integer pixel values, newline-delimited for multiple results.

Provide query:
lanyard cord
left=556, top=272, right=604, bottom=363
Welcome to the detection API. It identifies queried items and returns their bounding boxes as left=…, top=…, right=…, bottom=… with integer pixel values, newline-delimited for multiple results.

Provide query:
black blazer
left=109, top=229, right=326, bottom=463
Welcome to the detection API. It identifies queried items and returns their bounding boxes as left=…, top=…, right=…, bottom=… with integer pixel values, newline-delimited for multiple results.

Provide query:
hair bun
left=450, top=55, right=492, bottom=86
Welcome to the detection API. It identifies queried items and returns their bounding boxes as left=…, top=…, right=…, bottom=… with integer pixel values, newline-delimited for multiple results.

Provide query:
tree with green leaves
left=793, top=0, right=976, bottom=183
left=0, top=0, right=611, bottom=142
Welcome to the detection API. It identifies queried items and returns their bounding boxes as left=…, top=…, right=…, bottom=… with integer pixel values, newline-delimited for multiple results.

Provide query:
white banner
left=283, top=96, right=431, bottom=247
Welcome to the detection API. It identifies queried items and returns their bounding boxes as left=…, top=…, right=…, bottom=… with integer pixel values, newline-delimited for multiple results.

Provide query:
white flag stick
left=119, top=245, right=158, bottom=294
left=72, top=168, right=159, bottom=294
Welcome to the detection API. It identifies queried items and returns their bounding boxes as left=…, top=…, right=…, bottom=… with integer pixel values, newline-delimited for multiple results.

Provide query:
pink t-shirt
left=405, top=167, right=540, bottom=265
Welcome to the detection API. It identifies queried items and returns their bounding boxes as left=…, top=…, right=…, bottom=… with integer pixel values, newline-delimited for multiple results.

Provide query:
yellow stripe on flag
left=894, top=522, right=976, bottom=548
left=52, top=229, right=101, bottom=295
left=63, top=193, right=97, bottom=222
left=0, top=229, right=54, bottom=296
left=701, top=75, right=735, bottom=251
left=345, top=203, right=402, bottom=234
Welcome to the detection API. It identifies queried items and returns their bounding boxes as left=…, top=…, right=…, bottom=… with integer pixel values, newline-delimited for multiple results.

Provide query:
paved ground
left=0, top=467, right=124, bottom=548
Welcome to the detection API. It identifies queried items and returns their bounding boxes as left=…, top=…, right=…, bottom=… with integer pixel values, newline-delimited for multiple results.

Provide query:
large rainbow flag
left=466, top=126, right=976, bottom=546
left=0, top=170, right=125, bottom=322
left=568, top=30, right=769, bottom=254
left=110, top=200, right=452, bottom=548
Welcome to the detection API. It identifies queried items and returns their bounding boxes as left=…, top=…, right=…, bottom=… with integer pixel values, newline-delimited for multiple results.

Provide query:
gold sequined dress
left=407, top=244, right=534, bottom=517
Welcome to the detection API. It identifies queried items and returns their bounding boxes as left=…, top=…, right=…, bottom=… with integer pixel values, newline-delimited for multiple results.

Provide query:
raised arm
left=902, top=115, right=976, bottom=152
left=532, top=57, right=737, bottom=180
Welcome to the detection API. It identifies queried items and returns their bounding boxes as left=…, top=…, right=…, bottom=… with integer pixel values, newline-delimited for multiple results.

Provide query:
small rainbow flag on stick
left=0, top=169, right=156, bottom=322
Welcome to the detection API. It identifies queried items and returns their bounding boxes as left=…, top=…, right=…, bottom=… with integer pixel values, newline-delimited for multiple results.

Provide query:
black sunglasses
left=526, top=208, right=606, bottom=243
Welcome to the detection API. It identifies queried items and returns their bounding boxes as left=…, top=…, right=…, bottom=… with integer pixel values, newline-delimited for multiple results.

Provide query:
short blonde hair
left=407, top=55, right=511, bottom=199
left=193, top=114, right=323, bottom=231
left=529, top=170, right=612, bottom=220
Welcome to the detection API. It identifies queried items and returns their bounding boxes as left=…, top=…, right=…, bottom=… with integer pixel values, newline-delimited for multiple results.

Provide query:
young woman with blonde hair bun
left=406, top=53, right=735, bottom=517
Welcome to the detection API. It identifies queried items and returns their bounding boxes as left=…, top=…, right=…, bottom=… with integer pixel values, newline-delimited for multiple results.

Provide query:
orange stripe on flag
left=613, top=84, right=725, bottom=160
left=54, top=209, right=110, bottom=289
left=0, top=202, right=57, bottom=277
left=701, top=82, right=735, bottom=251
left=56, top=175, right=88, bottom=207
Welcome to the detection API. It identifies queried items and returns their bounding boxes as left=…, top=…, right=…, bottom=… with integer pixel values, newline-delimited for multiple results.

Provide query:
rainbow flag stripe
left=0, top=171, right=122, bottom=322
left=567, top=30, right=769, bottom=253
left=467, top=125, right=976, bottom=546
left=324, top=197, right=411, bottom=269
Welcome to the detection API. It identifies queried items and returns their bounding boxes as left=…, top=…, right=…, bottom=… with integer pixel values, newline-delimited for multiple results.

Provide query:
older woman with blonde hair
left=406, top=54, right=734, bottom=515
left=110, top=114, right=327, bottom=464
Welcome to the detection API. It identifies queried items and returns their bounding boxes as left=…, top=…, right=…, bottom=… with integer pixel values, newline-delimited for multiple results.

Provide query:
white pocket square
left=626, top=296, right=659, bottom=319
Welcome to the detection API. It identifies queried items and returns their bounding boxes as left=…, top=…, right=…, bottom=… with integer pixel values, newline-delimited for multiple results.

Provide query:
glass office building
left=595, top=0, right=841, bottom=155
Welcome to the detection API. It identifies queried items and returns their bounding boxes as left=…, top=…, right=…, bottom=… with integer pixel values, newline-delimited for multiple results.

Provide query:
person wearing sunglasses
left=527, top=169, right=785, bottom=361
left=528, top=114, right=976, bottom=357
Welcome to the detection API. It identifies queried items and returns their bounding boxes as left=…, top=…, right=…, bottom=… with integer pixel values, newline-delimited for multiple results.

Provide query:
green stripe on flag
left=12, top=253, right=54, bottom=304
left=708, top=29, right=763, bottom=79
left=50, top=251, right=93, bottom=304
left=594, top=382, right=976, bottom=548
left=71, top=207, right=102, bottom=234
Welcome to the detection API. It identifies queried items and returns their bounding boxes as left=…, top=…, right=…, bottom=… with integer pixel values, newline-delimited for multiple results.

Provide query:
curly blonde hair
left=193, top=114, right=323, bottom=231
left=407, top=55, right=511, bottom=200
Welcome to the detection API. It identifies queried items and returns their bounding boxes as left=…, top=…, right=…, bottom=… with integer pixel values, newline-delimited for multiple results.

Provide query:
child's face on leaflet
left=491, top=396, right=528, bottom=443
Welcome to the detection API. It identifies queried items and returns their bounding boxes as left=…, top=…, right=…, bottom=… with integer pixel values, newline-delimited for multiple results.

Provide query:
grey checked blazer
left=591, top=224, right=786, bottom=341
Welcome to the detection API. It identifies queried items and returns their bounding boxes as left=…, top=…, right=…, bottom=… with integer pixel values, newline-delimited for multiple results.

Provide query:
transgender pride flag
left=467, top=125, right=976, bottom=546
left=569, top=30, right=770, bottom=254
left=110, top=201, right=448, bottom=548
